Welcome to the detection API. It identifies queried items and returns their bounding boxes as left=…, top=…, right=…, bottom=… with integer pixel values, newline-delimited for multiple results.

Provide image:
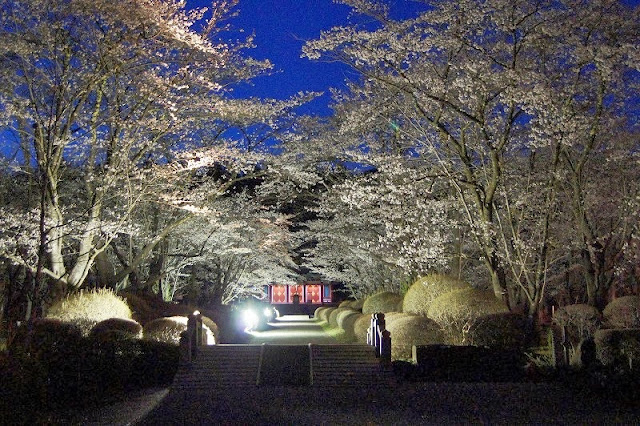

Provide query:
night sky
left=189, top=0, right=640, bottom=117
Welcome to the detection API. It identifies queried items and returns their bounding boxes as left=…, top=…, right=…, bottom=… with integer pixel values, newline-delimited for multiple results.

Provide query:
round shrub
left=339, top=300, right=354, bottom=308
left=46, top=288, right=132, bottom=334
left=603, top=296, right=640, bottom=328
left=362, top=292, right=404, bottom=315
left=403, top=274, right=471, bottom=317
left=337, top=310, right=363, bottom=340
left=353, top=314, right=373, bottom=343
left=91, top=318, right=143, bottom=339
left=427, top=288, right=508, bottom=344
left=350, top=299, right=365, bottom=311
left=329, top=307, right=355, bottom=328
left=143, top=316, right=188, bottom=345
left=385, top=315, right=444, bottom=361
left=319, top=307, right=336, bottom=323
left=314, top=306, right=329, bottom=319
left=464, top=313, right=528, bottom=348
left=595, top=328, right=640, bottom=369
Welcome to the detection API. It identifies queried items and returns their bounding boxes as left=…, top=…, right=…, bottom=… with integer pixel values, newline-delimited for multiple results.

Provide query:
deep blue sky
left=189, top=0, right=357, bottom=115
left=190, top=0, right=640, bottom=117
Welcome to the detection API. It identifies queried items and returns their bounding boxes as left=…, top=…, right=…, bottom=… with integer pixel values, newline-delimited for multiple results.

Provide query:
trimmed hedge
left=595, top=328, right=640, bottom=369
left=329, top=307, right=355, bottom=328
left=143, top=316, right=187, bottom=344
left=412, top=345, right=525, bottom=382
left=350, top=299, right=365, bottom=311
left=339, top=300, right=354, bottom=308
left=385, top=315, right=444, bottom=361
left=337, top=310, right=364, bottom=340
left=3, top=318, right=179, bottom=423
left=46, top=288, right=132, bottom=334
left=603, top=296, right=640, bottom=329
left=403, top=274, right=471, bottom=317
left=362, top=291, right=403, bottom=315
left=464, top=313, right=529, bottom=349
left=319, top=307, right=336, bottom=323
left=427, top=288, right=508, bottom=344
left=353, top=314, right=373, bottom=343
left=91, top=318, right=143, bottom=339
left=314, top=306, right=329, bottom=320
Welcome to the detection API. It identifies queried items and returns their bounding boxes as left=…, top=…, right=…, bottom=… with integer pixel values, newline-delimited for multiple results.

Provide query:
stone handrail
left=367, top=312, right=391, bottom=367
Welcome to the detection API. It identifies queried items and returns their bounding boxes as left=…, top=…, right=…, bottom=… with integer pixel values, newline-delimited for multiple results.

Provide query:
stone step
left=309, top=344, right=394, bottom=387
left=173, top=343, right=393, bottom=389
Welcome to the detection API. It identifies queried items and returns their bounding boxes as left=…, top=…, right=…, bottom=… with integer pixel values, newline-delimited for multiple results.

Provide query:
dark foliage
left=0, top=320, right=179, bottom=424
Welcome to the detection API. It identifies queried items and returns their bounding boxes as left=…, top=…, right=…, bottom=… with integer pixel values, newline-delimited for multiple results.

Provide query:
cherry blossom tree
left=0, top=0, right=310, bottom=321
left=303, top=0, right=639, bottom=313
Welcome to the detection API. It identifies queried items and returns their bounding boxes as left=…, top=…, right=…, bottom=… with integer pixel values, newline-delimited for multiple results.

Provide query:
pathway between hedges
left=132, top=315, right=640, bottom=425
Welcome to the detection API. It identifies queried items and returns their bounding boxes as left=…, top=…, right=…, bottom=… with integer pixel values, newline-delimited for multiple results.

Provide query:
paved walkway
left=247, top=314, right=339, bottom=344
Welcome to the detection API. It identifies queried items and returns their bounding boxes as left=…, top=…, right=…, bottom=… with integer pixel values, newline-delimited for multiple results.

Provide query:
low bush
left=46, top=288, right=132, bottom=334
left=464, top=313, right=529, bottom=348
left=314, top=306, right=329, bottom=319
left=319, top=307, right=336, bottom=323
left=403, top=274, right=471, bottom=317
left=337, top=310, right=363, bottom=340
left=350, top=299, right=365, bottom=311
left=385, top=315, right=444, bottom=361
left=353, top=314, right=373, bottom=343
left=329, top=307, right=355, bottom=328
left=339, top=300, right=354, bottom=308
left=602, top=296, right=640, bottom=328
left=427, top=288, right=508, bottom=344
left=91, top=318, right=143, bottom=338
left=412, top=345, right=526, bottom=382
left=595, top=328, right=640, bottom=370
left=362, top=291, right=403, bottom=315
left=143, top=316, right=188, bottom=344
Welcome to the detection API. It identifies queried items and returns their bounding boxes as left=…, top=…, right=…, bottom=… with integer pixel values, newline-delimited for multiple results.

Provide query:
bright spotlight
left=243, top=309, right=259, bottom=332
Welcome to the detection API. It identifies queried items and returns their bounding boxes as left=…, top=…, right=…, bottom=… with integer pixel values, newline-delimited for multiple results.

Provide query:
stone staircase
left=171, top=343, right=394, bottom=391
left=310, top=344, right=394, bottom=387
left=172, top=344, right=262, bottom=390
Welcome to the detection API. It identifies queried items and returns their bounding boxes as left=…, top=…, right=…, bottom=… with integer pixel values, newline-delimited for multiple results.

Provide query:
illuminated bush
left=46, top=288, right=132, bottom=334
left=427, top=288, right=508, bottom=344
left=385, top=315, right=444, bottom=361
left=329, top=307, right=355, bottom=328
left=339, top=300, right=354, bottom=308
left=603, top=296, right=640, bottom=328
left=403, top=274, right=471, bottom=317
left=314, top=306, right=329, bottom=319
left=91, top=318, right=143, bottom=339
left=337, top=310, right=363, bottom=340
left=319, top=307, right=336, bottom=323
left=362, top=291, right=403, bottom=314
left=143, top=316, right=188, bottom=345
left=142, top=315, right=216, bottom=345
left=464, top=313, right=528, bottom=348
left=351, top=299, right=365, bottom=311
left=353, top=314, right=373, bottom=343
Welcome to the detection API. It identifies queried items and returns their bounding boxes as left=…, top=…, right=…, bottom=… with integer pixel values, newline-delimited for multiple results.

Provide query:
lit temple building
left=265, top=282, right=333, bottom=305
